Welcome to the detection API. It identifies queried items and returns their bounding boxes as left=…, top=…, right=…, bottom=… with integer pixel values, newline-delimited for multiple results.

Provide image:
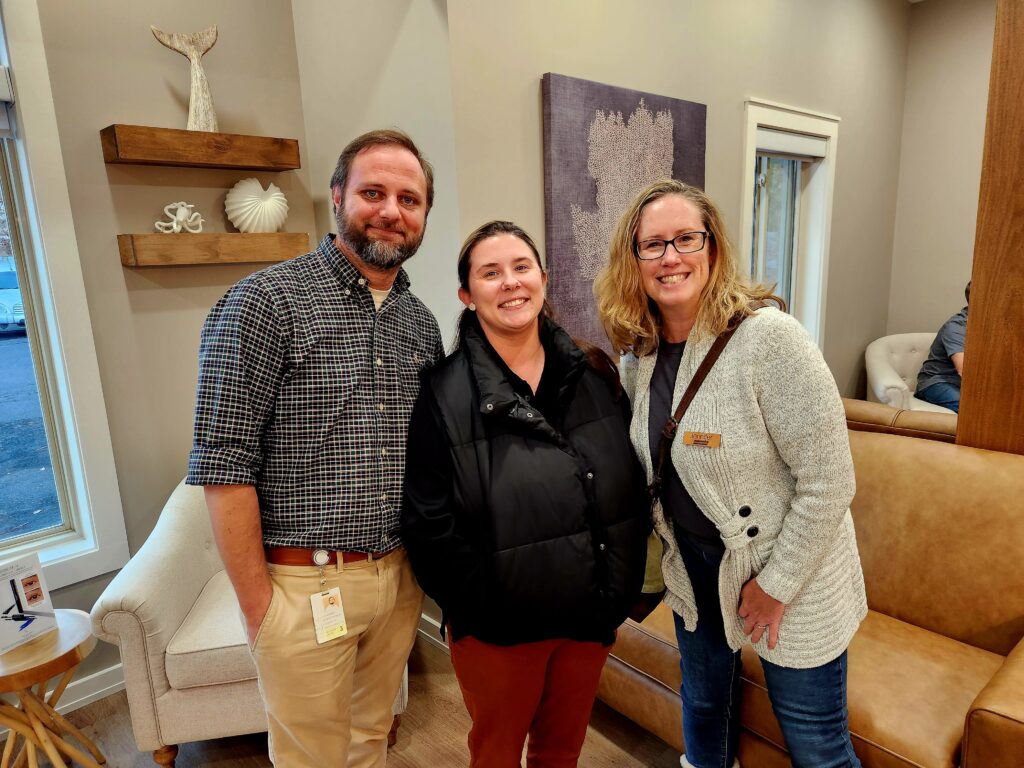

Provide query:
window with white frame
left=0, top=2, right=128, bottom=588
left=0, top=139, right=71, bottom=549
left=739, top=99, right=839, bottom=345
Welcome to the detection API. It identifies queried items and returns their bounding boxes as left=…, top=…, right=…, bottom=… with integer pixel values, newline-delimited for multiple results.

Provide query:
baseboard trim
left=417, top=613, right=449, bottom=655
left=0, top=662, right=124, bottom=739
left=56, top=662, right=125, bottom=713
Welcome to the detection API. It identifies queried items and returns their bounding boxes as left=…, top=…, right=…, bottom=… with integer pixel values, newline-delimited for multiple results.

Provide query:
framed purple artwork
left=542, top=72, right=707, bottom=350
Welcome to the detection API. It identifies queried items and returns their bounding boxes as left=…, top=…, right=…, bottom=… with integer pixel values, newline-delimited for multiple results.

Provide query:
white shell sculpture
left=224, top=178, right=289, bottom=233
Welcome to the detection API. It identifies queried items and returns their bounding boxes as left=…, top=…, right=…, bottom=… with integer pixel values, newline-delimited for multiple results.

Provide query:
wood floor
left=57, top=638, right=680, bottom=767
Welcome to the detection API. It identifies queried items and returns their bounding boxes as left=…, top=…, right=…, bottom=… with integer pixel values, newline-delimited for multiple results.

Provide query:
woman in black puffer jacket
left=401, top=220, right=648, bottom=768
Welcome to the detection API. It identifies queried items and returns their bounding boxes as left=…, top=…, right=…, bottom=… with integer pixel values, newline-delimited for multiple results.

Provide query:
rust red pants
left=448, top=634, right=612, bottom=768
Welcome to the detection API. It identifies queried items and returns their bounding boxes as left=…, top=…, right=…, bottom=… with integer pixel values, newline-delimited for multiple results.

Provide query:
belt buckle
left=312, top=549, right=331, bottom=567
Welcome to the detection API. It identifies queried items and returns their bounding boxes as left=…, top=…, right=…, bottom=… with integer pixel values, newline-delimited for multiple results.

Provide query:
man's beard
left=336, top=204, right=423, bottom=270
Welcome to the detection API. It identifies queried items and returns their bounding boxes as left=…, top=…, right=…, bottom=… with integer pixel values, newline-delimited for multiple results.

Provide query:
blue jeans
left=916, top=381, right=960, bottom=412
left=672, top=533, right=861, bottom=768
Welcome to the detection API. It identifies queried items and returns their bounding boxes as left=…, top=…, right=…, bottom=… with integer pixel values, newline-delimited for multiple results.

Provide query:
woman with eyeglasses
left=401, top=220, right=649, bottom=767
left=595, top=180, right=865, bottom=768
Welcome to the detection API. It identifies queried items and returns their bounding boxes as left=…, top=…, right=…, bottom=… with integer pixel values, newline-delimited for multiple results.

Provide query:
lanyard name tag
left=310, top=587, right=348, bottom=644
left=683, top=431, right=721, bottom=448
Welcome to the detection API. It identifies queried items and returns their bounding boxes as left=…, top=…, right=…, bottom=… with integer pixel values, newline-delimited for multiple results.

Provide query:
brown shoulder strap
left=651, top=310, right=755, bottom=496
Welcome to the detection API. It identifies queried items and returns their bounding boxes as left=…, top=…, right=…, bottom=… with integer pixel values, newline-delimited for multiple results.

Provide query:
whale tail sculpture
left=151, top=24, right=219, bottom=132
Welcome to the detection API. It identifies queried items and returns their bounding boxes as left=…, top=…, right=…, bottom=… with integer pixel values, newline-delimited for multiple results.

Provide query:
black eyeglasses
left=634, top=231, right=710, bottom=260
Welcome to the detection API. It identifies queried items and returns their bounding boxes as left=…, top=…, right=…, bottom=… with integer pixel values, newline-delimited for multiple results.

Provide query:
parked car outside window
left=0, top=270, right=25, bottom=334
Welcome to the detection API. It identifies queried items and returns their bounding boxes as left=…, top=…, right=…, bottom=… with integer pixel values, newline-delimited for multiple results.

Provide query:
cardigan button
left=746, top=526, right=759, bottom=537
left=738, top=505, right=751, bottom=518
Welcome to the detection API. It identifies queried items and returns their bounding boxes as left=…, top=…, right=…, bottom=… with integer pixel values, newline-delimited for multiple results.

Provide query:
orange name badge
left=683, top=431, right=722, bottom=448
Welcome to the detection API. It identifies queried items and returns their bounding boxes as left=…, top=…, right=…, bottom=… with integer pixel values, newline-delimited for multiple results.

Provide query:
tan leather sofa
left=598, top=399, right=1024, bottom=767
left=843, top=396, right=957, bottom=444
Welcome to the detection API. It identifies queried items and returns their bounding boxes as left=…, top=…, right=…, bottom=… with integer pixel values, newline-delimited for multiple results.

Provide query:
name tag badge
left=310, top=587, right=348, bottom=644
left=683, top=431, right=722, bottom=448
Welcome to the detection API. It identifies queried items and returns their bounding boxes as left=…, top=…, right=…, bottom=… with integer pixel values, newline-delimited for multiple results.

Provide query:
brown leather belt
left=264, top=545, right=397, bottom=566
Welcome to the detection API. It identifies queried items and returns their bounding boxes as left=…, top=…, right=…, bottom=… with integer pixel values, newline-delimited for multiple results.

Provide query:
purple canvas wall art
left=542, top=72, right=707, bottom=349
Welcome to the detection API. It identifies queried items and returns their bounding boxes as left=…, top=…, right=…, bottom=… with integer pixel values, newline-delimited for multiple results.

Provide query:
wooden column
left=957, top=0, right=1024, bottom=454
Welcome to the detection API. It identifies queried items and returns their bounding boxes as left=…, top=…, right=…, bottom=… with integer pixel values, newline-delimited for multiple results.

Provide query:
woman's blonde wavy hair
left=594, top=179, right=783, bottom=357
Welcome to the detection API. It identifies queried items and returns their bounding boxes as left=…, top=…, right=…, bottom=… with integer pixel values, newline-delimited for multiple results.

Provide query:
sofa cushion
left=165, top=570, right=258, bottom=690
left=843, top=397, right=956, bottom=443
left=741, top=610, right=1003, bottom=768
left=609, top=604, right=680, bottom=694
left=612, top=605, right=1004, bottom=767
left=850, top=430, right=1024, bottom=656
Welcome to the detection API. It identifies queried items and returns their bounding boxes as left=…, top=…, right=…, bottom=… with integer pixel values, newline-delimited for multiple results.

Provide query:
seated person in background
left=915, top=280, right=970, bottom=412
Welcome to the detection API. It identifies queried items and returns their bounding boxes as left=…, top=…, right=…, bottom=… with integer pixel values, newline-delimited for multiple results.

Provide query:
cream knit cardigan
left=622, top=307, right=867, bottom=669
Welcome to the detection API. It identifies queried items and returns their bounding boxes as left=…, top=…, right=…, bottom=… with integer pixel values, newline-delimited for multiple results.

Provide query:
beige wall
left=887, top=0, right=994, bottom=334
left=35, top=0, right=315, bottom=674
left=446, top=0, right=911, bottom=396
left=292, top=0, right=463, bottom=340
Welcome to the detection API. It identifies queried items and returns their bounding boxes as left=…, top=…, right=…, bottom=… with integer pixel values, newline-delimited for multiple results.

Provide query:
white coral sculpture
left=570, top=99, right=675, bottom=279
left=155, top=202, right=204, bottom=233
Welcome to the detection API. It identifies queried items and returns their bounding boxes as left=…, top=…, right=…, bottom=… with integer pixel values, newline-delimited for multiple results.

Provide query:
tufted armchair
left=864, top=333, right=955, bottom=413
left=91, top=480, right=407, bottom=766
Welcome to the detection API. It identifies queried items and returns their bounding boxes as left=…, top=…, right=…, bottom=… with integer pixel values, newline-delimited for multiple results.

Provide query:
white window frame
left=739, top=98, right=840, bottom=345
left=0, top=1, right=128, bottom=589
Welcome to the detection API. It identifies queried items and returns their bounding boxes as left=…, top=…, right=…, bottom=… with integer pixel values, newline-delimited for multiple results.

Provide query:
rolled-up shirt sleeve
left=187, top=279, right=286, bottom=487
left=939, top=312, right=967, bottom=358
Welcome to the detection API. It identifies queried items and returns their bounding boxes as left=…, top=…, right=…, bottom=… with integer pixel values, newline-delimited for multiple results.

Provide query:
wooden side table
left=0, top=609, right=106, bottom=767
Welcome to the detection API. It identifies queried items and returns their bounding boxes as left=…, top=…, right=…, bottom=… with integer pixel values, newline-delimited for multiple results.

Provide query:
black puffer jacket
left=400, top=316, right=649, bottom=646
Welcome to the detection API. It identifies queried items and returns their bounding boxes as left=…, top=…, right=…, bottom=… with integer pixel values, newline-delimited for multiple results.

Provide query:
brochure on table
left=0, top=553, right=57, bottom=655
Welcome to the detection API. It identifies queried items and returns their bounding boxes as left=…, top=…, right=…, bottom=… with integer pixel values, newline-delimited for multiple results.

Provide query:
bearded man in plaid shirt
left=188, top=129, right=443, bottom=767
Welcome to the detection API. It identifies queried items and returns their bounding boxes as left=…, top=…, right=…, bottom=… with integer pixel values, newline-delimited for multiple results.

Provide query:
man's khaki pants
left=249, top=549, right=423, bottom=767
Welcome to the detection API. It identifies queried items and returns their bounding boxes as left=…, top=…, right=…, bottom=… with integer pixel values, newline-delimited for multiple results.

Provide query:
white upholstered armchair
left=864, top=333, right=955, bottom=414
left=91, top=480, right=408, bottom=767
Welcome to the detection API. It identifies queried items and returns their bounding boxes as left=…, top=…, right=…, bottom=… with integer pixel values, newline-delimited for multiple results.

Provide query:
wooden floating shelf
left=118, top=233, right=310, bottom=267
left=101, top=124, right=301, bottom=171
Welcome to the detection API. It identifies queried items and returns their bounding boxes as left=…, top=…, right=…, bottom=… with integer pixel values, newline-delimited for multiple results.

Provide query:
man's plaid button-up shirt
left=187, top=235, right=444, bottom=552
